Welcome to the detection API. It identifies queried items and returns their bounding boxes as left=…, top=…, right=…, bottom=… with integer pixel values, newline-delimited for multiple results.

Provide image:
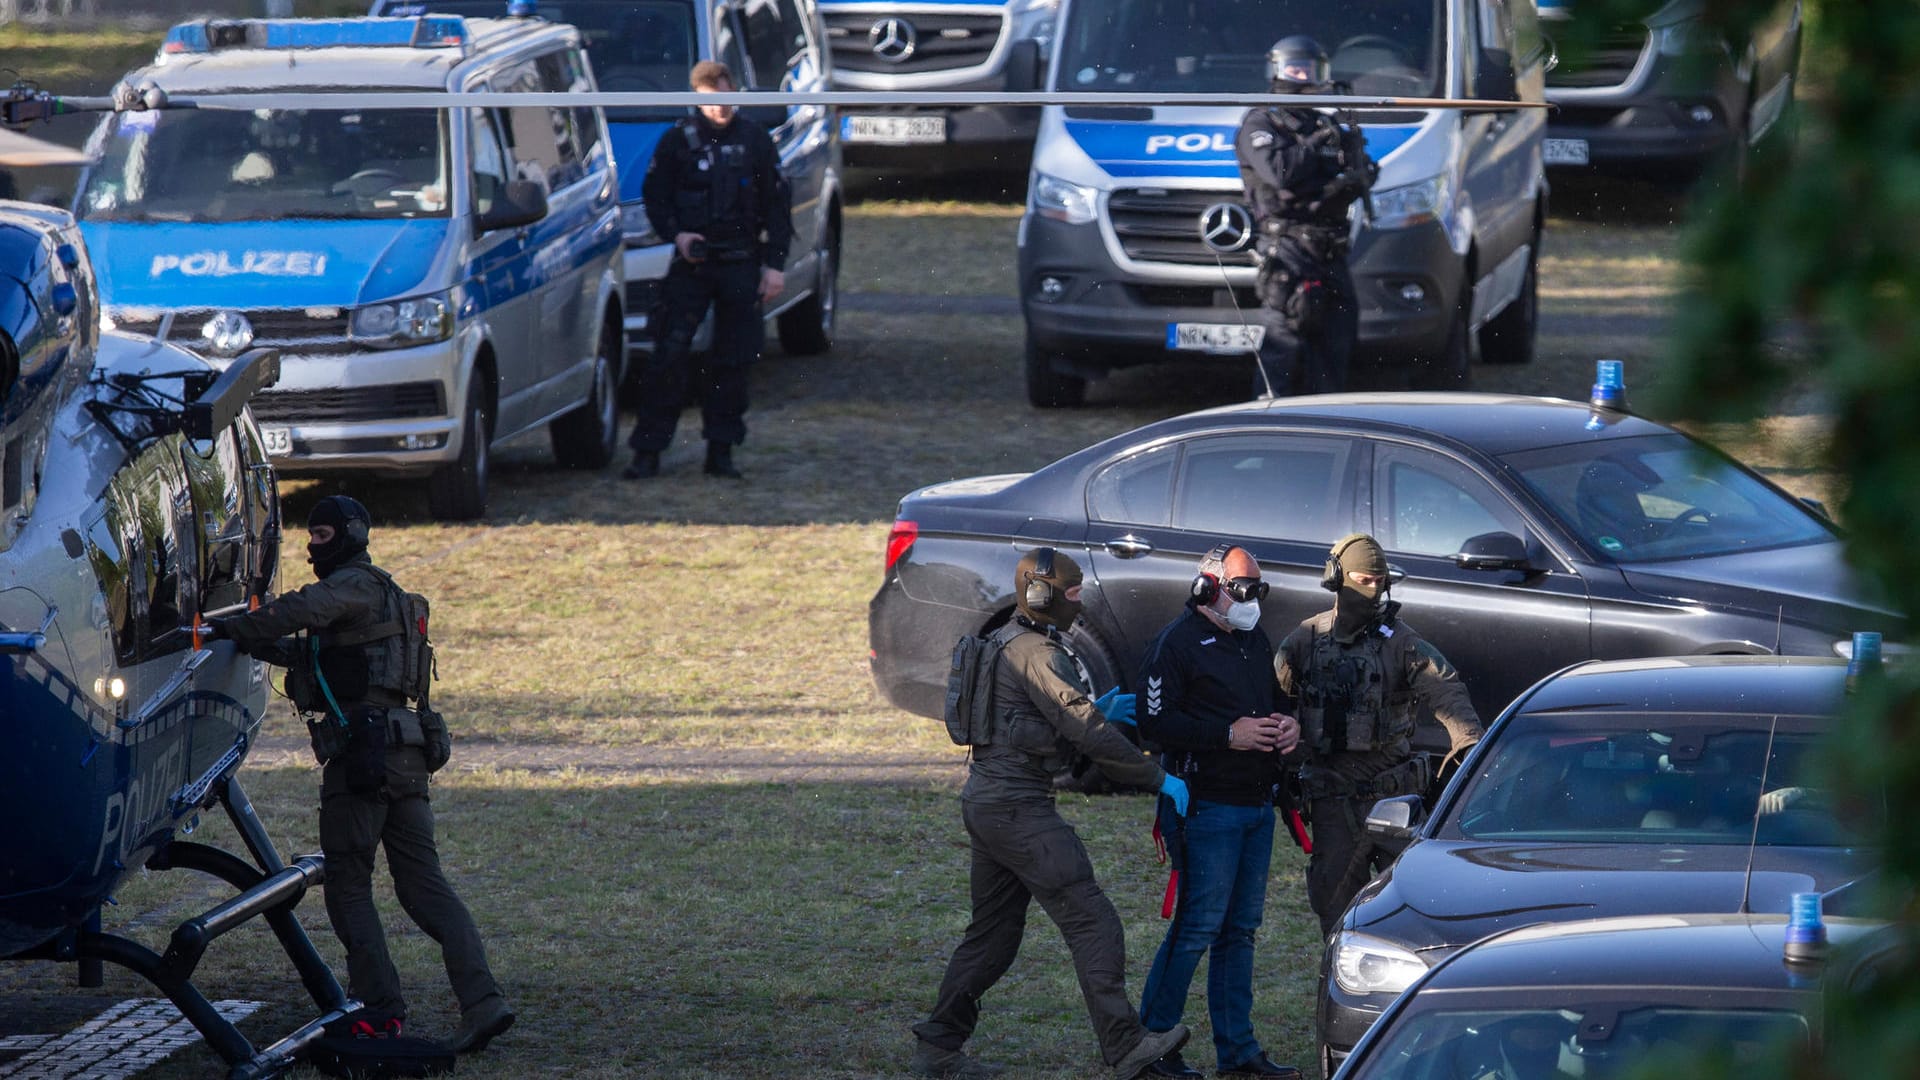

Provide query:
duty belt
left=1300, top=755, right=1430, bottom=801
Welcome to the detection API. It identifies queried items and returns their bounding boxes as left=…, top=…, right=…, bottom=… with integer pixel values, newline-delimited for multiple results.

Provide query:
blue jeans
left=1138, top=799, right=1275, bottom=1069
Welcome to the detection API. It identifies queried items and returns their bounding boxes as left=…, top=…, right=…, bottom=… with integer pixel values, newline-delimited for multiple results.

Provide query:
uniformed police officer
left=1275, top=534, right=1482, bottom=935
left=208, top=496, right=513, bottom=1054
left=625, top=60, right=792, bottom=481
left=912, top=548, right=1192, bottom=1080
left=1234, top=36, right=1375, bottom=399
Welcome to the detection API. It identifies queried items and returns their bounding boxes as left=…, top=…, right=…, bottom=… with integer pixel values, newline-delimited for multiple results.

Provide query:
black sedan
left=1317, top=655, right=1878, bottom=1071
left=868, top=391, right=1901, bottom=743
left=1332, top=910, right=1899, bottom=1080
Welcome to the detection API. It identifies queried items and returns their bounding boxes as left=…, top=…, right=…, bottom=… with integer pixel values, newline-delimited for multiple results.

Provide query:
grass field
left=0, top=172, right=1836, bottom=1077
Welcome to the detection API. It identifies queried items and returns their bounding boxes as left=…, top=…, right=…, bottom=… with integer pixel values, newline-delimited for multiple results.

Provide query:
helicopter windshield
left=77, top=105, right=449, bottom=223
left=1055, top=0, right=1445, bottom=98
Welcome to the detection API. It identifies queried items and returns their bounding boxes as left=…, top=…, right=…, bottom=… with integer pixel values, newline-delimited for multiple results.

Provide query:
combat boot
left=623, top=451, right=660, bottom=480
left=442, top=995, right=514, bottom=1054
left=1113, top=1025, right=1191, bottom=1080
left=703, top=441, right=743, bottom=479
left=909, top=1039, right=1003, bottom=1079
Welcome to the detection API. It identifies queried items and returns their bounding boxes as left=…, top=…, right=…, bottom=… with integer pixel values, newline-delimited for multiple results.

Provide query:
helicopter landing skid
left=18, top=774, right=358, bottom=1080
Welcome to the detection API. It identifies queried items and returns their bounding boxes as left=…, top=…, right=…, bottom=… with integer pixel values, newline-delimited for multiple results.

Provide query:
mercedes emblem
left=201, top=310, right=255, bottom=358
left=1198, top=203, right=1255, bottom=254
left=869, top=17, right=918, bottom=63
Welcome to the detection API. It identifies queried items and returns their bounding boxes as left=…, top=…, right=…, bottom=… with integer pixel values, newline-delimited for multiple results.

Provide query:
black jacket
left=1139, top=607, right=1292, bottom=806
left=1234, top=105, right=1372, bottom=231
left=641, top=112, right=792, bottom=270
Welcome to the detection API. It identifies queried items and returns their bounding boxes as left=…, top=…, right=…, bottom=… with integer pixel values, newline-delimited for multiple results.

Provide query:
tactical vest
left=672, top=120, right=758, bottom=251
left=1250, top=108, right=1353, bottom=232
left=987, top=628, right=1089, bottom=769
left=307, top=565, right=434, bottom=710
left=1295, top=627, right=1416, bottom=759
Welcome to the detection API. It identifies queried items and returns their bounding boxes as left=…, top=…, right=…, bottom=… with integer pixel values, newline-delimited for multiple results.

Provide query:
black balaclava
left=1329, top=533, right=1390, bottom=641
left=1015, top=547, right=1084, bottom=632
left=307, top=495, right=371, bottom=579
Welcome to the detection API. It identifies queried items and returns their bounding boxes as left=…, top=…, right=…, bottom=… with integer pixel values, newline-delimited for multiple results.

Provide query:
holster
left=341, top=705, right=389, bottom=794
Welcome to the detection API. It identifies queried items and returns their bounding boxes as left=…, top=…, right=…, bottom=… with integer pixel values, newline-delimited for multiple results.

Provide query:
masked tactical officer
left=1235, top=36, right=1375, bottom=399
left=625, top=60, right=792, bottom=481
left=207, top=496, right=513, bottom=1054
left=912, top=548, right=1193, bottom=1080
left=1276, top=535, right=1483, bottom=936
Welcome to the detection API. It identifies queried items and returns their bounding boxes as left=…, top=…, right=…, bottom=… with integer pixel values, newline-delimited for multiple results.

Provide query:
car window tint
left=715, top=7, right=751, bottom=79
left=1358, top=1006, right=1809, bottom=1079
left=1172, top=435, right=1349, bottom=541
left=1375, top=446, right=1524, bottom=557
left=469, top=110, right=511, bottom=217
left=493, top=59, right=583, bottom=191
left=1088, top=444, right=1176, bottom=526
left=741, top=0, right=799, bottom=90
left=1502, top=434, right=1832, bottom=563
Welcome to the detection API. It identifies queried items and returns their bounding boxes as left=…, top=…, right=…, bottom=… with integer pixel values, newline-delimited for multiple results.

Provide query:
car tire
left=1025, top=331, right=1086, bottom=408
left=549, top=319, right=623, bottom=469
left=1411, top=289, right=1472, bottom=390
left=1478, top=231, right=1538, bottom=366
left=429, top=379, right=490, bottom=521
left=777, top=220, right=838, bottom=356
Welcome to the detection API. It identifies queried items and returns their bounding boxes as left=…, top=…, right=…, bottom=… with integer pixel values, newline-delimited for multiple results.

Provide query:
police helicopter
left=0, top=199, right=358, bottom=1077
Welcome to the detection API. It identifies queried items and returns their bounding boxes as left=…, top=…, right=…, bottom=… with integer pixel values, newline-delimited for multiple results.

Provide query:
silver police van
left=74, top=15, right=625, bottom=520
left=1018, top=0, right=1551, bottom=405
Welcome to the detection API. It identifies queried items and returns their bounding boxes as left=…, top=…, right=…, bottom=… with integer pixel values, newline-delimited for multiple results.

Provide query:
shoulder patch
left=1414, top=638, right=1457, bottom=675
left=1249, top=130, right=1275, bottom=149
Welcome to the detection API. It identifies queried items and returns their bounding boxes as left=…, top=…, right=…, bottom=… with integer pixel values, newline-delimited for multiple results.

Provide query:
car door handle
left=1105, top=535, right=1154, bottom=558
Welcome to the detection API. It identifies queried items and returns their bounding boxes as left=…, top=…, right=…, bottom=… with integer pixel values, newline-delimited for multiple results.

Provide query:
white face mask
left=1225, top=598, right=1261, bottom=631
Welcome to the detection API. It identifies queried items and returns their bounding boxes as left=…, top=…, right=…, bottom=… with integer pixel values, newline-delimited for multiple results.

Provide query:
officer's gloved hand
left=199, top=617, right=231, bottom=644
left=1095, top=687, right=1137, bottom=726
left=1159, top=774, right=1190, bottom=817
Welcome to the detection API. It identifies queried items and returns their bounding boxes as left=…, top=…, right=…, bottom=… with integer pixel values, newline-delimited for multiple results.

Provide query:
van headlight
left=1370, top=175, right=1451, bottom=230
left=621, top=202, right=661, bottom=247
left=1033, top=171, right=1098, bottom=225
left=1332, top=932, right=1429, bottom=995
left=351, top=293, right=453, bottom=348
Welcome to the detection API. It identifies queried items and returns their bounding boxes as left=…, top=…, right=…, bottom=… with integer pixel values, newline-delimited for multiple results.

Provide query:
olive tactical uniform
left=217, top=503, right=506, bottom=1044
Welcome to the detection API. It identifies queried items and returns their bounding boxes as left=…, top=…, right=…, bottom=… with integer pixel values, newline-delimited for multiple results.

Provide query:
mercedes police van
left=816, top=0, right=1057, bottom=168
left=1018, top=0, right=1551, bottom=406
left=373, top=0, right=844, bottom=361
left=73, top=15, right=625, bottom=520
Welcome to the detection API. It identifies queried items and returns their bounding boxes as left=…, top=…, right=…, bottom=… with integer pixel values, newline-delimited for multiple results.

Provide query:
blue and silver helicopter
left=0, top=199, right=357, bottom=1078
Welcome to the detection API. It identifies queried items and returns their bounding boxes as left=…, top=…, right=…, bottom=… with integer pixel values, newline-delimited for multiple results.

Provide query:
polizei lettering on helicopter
left=148, top=250, right=330, bottom=278
left=1143, top=131, right=1237, bottom=155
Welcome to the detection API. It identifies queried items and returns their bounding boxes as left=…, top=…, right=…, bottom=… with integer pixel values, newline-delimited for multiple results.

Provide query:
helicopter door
left=181, top=425, right=249, bottom=615
left=233, top=417, right=281, bottom=602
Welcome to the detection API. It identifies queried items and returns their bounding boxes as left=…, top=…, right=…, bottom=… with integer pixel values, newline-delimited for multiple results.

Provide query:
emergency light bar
left=160, top=16, right=469, bottom=55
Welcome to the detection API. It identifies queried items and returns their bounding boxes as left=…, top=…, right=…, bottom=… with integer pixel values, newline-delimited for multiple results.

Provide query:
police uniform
left=1233, top=104, right=1373, bottom=398
left=1276, top=610, right=1482, bottom=935
left=630, top=110, right=792, bottom=458
left=220, top=543, right=504, bottom=1038
left=914, top=614, right=1170, bottom=1071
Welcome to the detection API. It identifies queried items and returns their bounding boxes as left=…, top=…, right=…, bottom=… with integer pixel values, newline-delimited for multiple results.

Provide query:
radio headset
left=1024, top=546, right=1057, bottom=611
left=1322, top=533, right=1367, bottom=592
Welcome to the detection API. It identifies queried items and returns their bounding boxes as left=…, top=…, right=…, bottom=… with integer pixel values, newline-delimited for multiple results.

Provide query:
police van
left=1018, top=0, right=1551, bottom=406
left=73, top=15, right=625, bottom=520
left=372, top=0, right=844, bottom=360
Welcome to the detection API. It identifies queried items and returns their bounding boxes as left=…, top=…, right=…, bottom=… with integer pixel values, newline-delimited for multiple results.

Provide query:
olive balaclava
left=1015, top=547, right=1084, bottom=632
left=1329, top=533, right=1390, bottom=640
left=307, top=494, right=371, bottom=579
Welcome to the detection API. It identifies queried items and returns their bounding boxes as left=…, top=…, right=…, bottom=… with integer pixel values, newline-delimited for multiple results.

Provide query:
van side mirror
left=477, top=179, right=548, bottom=233
left=1005, top=39, right=1043, bottom=92
left=1366, top=794, right=1426, bottom=847
left=1454, top=531, right=1533, bottom=572
left=1477, top=48, right=1519, bottom=102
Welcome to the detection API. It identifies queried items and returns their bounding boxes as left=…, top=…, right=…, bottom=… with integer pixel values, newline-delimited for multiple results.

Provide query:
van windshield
left=1056, top=0, right=1444, bottom=98
left=78, top=107, right=448, bottom=223
left=398, top=0, right=699, bottom=122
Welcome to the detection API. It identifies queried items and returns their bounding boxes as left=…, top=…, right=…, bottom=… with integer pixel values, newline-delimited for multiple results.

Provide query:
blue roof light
left=1589, top=359, right=1626, bottom=411
left=1783, top=890, right=1828, bottom=964
left=161, top=16, right=469, bottom=55
left=507, top=0, right=538, bottom=16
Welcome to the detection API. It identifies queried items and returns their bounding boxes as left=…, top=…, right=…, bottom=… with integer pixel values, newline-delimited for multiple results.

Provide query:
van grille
left=1546, top=25, right=1650, bottom=90
left=248, top=383, right=444, bottom=424
left=1109, top=189, right=1258, bottom=268
left=823, top=10, right=1003, bottom=76
left=109, top=307, right=354, bottom=355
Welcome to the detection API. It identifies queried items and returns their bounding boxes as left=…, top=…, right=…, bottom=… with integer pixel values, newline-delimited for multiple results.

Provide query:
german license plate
left=1543, top=138, right=1590, bottom=166
left=1167, top=322, right=1265, bottom=352
left=841, top=114, right=947, bottom=145
left=259, top=425, right=292, bottom=456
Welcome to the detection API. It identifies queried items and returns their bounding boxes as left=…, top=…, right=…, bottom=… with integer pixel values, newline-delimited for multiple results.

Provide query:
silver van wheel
left=429, top=380, right=489, bottom=520
left=550, top=320, right=622, bottom=469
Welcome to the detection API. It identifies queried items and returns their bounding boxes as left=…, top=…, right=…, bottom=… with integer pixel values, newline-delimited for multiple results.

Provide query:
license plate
left=259, top=425, right=293, bottom=457
left=1167, top=322, right=1265, bottom=353
left=1543, top=138, right=1590, bottom=166
left=841, top=114, right=947, bottom=145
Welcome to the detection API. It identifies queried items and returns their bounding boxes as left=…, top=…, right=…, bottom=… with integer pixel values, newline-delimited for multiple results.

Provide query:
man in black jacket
left=1136, top=545, right=1304, bottom=1080
left=626, top=59, right=792, bottom=480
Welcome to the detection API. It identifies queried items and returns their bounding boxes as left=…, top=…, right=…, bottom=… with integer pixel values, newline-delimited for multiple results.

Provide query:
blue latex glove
left=1095, top=687, right=1137, bottom=726
left=1158, top=774, right=1190, bottom=817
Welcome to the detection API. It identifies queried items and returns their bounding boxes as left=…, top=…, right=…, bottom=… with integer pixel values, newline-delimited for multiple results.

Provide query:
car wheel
left=1025, top=330, right=1086, bottom=408
left=1411, top=288, right=1472, bottom=390
left=549, top=319, right=622, bottom=469
left=1478, top=229, right=1538, bottom=366
left=429, top=379, right=490, bottom=521
left=777, top=220, right=837, bottom=356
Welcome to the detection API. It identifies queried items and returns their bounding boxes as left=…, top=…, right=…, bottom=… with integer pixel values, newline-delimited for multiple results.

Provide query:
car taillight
left=884, top=520, right=918, bottom=571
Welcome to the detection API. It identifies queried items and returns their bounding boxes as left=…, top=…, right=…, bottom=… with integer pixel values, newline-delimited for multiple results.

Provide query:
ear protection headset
left=1190, top=543, right=1236, bottom=605
left=1322, top=534, right=1367, bottom=592
left=1024, top=546, right=1057, bottom=610
left=345, top=515, right=370, bottom=544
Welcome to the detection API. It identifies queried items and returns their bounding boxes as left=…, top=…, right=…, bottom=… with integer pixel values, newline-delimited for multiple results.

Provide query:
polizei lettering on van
left=1144, top=131, right=1236, bottom=155
left=149, top=251, right=330, bottom=278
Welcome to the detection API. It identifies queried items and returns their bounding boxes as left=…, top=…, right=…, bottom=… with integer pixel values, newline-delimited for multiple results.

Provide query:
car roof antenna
left=1773, top=605, right=1784, bottom=655
left=1738, top=712, right=1781, bottom=916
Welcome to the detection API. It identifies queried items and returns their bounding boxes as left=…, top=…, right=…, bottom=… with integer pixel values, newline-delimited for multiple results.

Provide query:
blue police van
left=374, top=0, right=845, bottom=360
left=73, top=15, right=625, bottom=520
